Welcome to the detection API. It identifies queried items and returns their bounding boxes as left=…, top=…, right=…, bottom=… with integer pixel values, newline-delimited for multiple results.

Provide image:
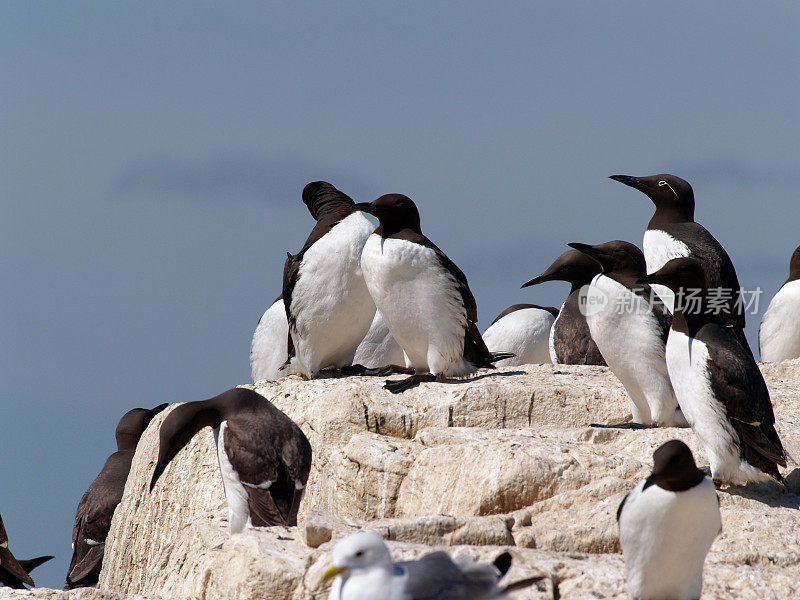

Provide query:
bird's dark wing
left=0, top=548, right=35, bottom=588
left=554, top=294, right=607, bottom=366
left=65, top=545, right=104, bottom=588
left=701, top=323, right=787, bottom=474
left=282, top=252, right=301, bottom=361
left=67, top=453, right=129, bottom=587
left=670, top=222, right=745, bottom=329
left=224, top=416, right=307, bottom=526
left=398, top=551, right=500, bottom=600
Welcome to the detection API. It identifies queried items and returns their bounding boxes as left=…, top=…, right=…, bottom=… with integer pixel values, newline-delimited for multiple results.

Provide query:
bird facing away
left=66, top=403, right=167, bottom=589
left=617, top=440, right=721, bottom=600
left=150, top=388, right=312, bottom=532
left=759, top=244, right=800, bottom=362
left=639, top=258, right=788, bottom=484
left=322, top=530, right=543, bottom=600
left=521, top=249, right=606, bottom=366
left=0, top=513, right=53, bottom=589
left=482, top=304, right=558, bottom=366
left=356, top=194, right=512, bottom=393
left=283, top=181, right=377, bottom=379
left=567, top=241, right=686, bottom=428
left=609, top=173, right=752, bottom=355
left=250, top=295, right=289, bottom=383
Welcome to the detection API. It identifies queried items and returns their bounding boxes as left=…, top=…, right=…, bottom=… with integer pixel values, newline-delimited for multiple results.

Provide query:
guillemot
left=356, top=194, right=511, bottom=393
left=150, top=388, right=311, bottom=532
left=640, top=257, right=788, bottom=484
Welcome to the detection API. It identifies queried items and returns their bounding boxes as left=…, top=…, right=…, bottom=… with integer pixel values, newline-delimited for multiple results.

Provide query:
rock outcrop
left=53, top=361, right=796, bottom=599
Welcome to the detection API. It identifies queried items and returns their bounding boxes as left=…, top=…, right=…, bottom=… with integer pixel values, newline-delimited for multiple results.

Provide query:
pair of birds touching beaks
left=322, top=440, right=720, bottom=600
left=278, top=184, right=513, bottom=393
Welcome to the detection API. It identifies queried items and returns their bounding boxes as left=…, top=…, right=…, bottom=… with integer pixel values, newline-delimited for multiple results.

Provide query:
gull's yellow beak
left=321, top=565, right=346, bottom=583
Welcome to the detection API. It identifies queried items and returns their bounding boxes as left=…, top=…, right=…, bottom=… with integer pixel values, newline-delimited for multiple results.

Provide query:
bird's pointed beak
left=150, top=403, right=169, bottom=416
left=321, top=565, right=346, bottom=583
left=609, top=174, right=643, bottom=190
left=353, top=202, right=375, bottom=214
left=521, top=274, right=550, bottom=288
left=566, top=242, right=597, bottom=257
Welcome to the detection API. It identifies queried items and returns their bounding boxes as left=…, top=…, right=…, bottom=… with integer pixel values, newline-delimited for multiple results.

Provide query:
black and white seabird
left=521, top=249, right=606, bottom=366
left=759, top=244, right=800, bottom=362
left=322, top=530, right=543, bottom=600
left=150, top=388, right=312, bottom=532
left=617, top=440, right=721, bottom=600
left=283, top=181, right=377, bottom=378
left=65, top=403, right=167, bottom=589
left=355, top=194, right=512, bottom=393
left=251, top=295, right=290, bottom=383
left=640, top=258, right=788, bottom=484
left=568, top=241, right=686, bottom=427
left=0, top=513, right=53, bottom=589
left=482, top=304, right=558, bottom=366
left=609, top=173, right=752, bottom=355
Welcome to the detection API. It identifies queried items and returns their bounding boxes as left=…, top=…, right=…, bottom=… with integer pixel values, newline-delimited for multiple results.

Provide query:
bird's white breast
left=482, top=308, right=555, bottom=366
left=360, top=235, right=469, bottom=375
left=643, top=229, right=691, bottom=313
left=213, top=422, right=251, bottom=534
left=332, top=567, right=405, bottom=600
left=619, top=477, right=720, bottom=600
left=250, top=298, right=289, bottom=382
left=759, top=280, right=800, bottom=362
left=665, top=329, right=763, bottom=483
left=291, top=212, right=377, bottom=375
left=584, top=274, right=673, bottom=424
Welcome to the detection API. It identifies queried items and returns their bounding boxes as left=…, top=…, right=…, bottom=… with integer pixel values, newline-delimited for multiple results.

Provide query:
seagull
left=322, top=530, right=543, bottom=599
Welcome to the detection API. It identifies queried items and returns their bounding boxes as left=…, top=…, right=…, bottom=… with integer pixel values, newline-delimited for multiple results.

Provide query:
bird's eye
left=355, top=551, right=364, bottom=557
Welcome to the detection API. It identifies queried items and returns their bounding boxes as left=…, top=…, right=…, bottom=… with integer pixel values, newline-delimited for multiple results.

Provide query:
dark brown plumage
left=65, top=403, right=167, bottom=589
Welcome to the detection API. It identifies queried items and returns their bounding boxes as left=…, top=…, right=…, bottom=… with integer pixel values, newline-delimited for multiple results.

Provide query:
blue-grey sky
left=2, top=2, right=798, bottom=589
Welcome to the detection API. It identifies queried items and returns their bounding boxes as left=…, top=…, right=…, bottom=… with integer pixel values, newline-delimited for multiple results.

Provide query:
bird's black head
left=301, top=181, right=355, bottom=221
left=355, top=194, right=422, bottom=236
left=610, top=173, right=695, bottom=222
left=521, top=249, right=602, bottom=290
left=115, top=403, right=169, bottom=452
left=788, top=244, right=800, bottom=283
left=650, top=439, right=704, bottom=491
left=567, top=240, right=647, bottom=278
left=637, top=257, right=708, bottom=297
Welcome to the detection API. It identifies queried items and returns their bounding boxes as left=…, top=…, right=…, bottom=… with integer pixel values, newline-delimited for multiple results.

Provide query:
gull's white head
left=322, top=531, right=393, bottom=582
